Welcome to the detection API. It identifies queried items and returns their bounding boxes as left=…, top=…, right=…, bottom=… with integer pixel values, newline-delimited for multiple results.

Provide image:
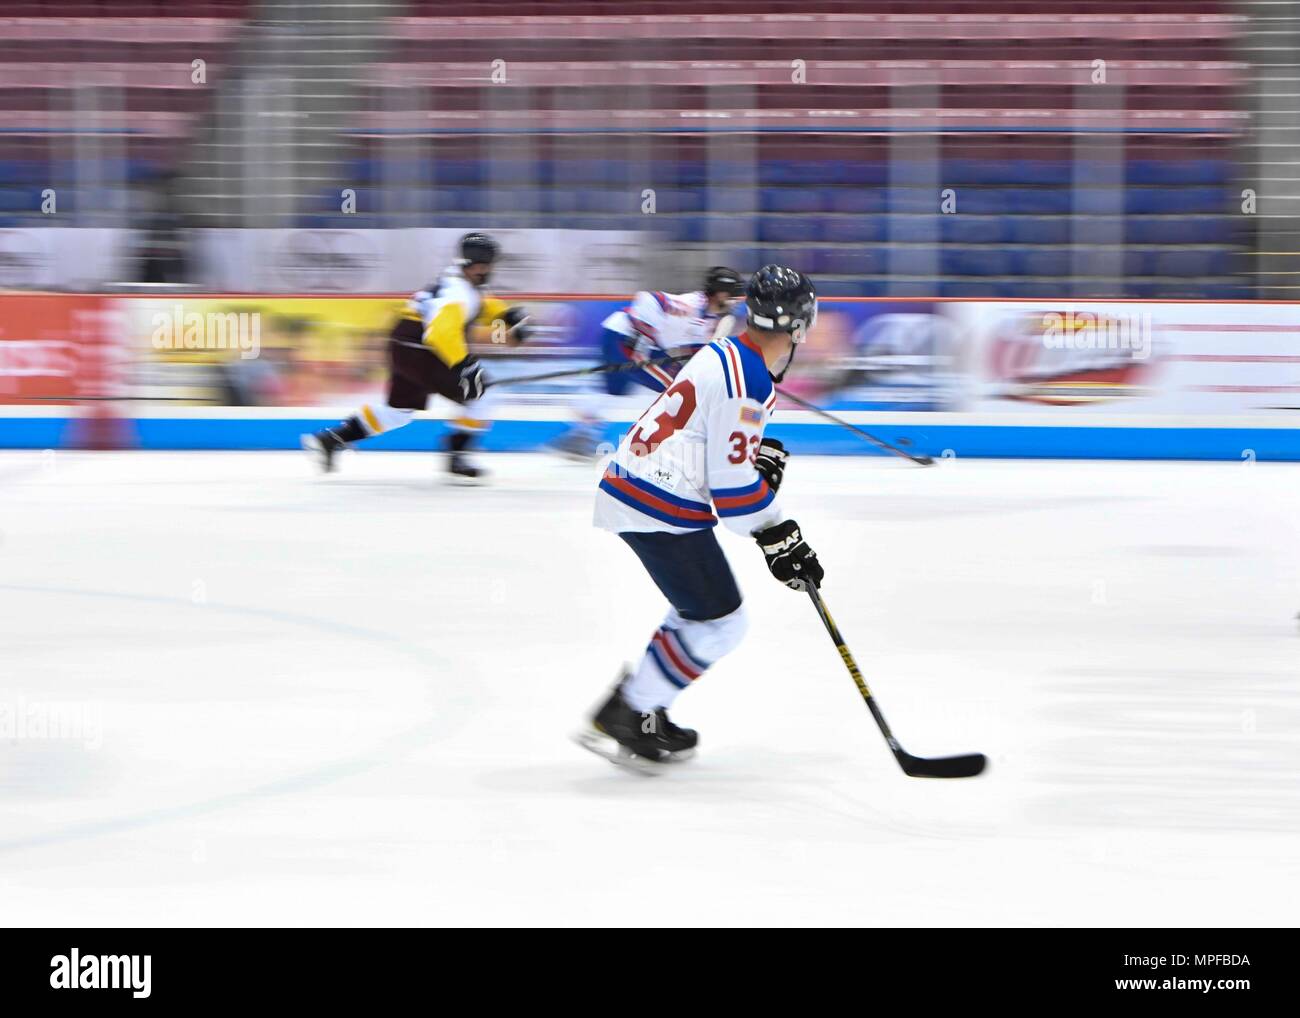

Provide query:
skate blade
left=446, top=472, right=488, bottom=487
left=573, top=729, right=695, bottom=771
left=548, top=443, right=599, bottom=464
left=573, top=729, right=676, bottom=775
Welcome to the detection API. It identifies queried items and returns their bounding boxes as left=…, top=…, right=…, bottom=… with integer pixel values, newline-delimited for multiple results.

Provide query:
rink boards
left=4, top=405, right=1298, bottom=461
left=1, top=294, right=1298, bottom=460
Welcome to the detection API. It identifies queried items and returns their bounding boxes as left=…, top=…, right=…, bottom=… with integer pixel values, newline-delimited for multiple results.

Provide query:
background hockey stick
left=487, top=352, right=692, bottom=389
left=0, top=394, right=218, bottom=402
left=7, top=354, right=695, bottom=402
left=806, top=582, right=986, bottom=778
left=774, top=386, right=933, bottom=466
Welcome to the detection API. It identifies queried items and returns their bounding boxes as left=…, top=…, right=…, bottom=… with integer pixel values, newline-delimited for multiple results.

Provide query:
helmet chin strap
left=769, top=336, right=798, bottom=383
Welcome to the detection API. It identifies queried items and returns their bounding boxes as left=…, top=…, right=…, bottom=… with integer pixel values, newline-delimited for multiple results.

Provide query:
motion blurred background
left=1, top=1, right=1298, bottom=454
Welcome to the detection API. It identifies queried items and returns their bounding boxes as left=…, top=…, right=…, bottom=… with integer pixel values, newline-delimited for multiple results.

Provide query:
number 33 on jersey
left=595, top=334, right=781, bottom=536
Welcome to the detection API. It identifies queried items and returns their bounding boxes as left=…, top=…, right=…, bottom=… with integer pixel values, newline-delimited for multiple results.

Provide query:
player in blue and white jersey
left=576, top=265, right=826, bottom=769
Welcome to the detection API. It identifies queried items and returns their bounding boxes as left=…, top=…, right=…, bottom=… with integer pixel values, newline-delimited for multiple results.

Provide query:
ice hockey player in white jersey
left=550, top=266, right=744, bottom=459
left=602, top=265, right=744, bottom=392
left=577, top=264, right=825, bottom=769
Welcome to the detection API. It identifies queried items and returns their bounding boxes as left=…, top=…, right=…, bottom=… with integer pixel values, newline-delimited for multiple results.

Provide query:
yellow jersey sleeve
left=477, top=296, right=509, bottom=327
left=423, top=300, right=469, bottom=366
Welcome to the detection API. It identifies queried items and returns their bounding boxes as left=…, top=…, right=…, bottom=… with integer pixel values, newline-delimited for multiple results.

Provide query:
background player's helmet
left=459, top=232, right=500, bottom=265
left=704, top=265, right=743, bottom=297
left=745, top=264, right=816, bottom=340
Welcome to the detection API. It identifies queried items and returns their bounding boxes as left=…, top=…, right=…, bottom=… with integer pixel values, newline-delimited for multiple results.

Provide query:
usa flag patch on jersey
left=740, top=406, right=763, bottom=424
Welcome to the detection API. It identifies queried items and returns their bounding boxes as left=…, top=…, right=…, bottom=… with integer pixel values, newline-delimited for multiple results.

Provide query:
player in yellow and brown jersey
left=302, top=233, right=531, bottom=480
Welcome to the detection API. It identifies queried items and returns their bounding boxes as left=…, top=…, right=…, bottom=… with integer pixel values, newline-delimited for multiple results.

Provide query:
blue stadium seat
left=1065, top=216, right=1129, bottom=243
left=722, top=246, right=764, bottom=268
left=826, top=189, right=885, bottom=214
left=489, top=162, right=537, bottom=185
left=705, top=162, right=756, bottom=187
left=814, top=278, right=876, bottom=297
left=760, top=160, right=842, bottom=186
left=943, top=248, right=1011, bottom=276
left=656, top=188, right=705, bottom=214
left=1127, top=159, right=1230, bottom=186
left=814, top=249, right=887, bottom=275
left=699, top=215, right=759, bottom=243
left=1126, top=217, right=1233, bottom=245
left=1003, top=217, right=1069, bottom=244
left=657, top=218, right=701, bottom=243
left=889, top=215, right=941, bottom=243
left=1011, top=247, right=1070, bottom=276
left=760, top=188, right=824, bottom=214
left=540, top=189, right=578, bottom=214
left=943, top=158, right=1012, bottom=185
left=939, top=215, right=1007, bottom=244
left=1068, top=248, right=1126, bottom=277
left=838, top=163, right=889, bottom=187
left=0, top=189, right=35, bottom=212
left=571, top=190, right=628, bottom=214
left=942, top=279, right=1002, bottom=298
left=433, top=160, right=485, bottom=186
left=1005, top=280, right=1070, bottom=298
left=948, top=188, right=1074, bottom=216
left=708, top=190, right=759, bottom=213
left=886, top=189, right=937, bottom=214
left=820, top=217, right=885, bottom=243
left=1153, top=249, right=1229, bottom=277
left=1015, top=161, right=1073, bottom=186
left=428, top=188, right=468, bottom=212
left=1126, top=187, right=1226, bottom=215
left=1072, top=189, right=1126, bottom=215
left=757, top=217, right=821, bottom=243
left=887, top=247, right=942, bottom=276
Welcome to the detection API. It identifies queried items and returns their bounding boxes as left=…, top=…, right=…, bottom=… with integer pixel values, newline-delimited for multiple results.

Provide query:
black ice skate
left=302, top=428, right=347, bottom=473
left=446, top=432, right=488, bottom=484
left=548, top=421, right=602, bottom=462
left=303, top=416, right=367, bottom=473
left=574, top=675, right=697, bottom=773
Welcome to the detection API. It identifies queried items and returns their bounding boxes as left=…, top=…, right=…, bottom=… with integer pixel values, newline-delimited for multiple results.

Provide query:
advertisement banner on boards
left=943, top=301, right=1300, bottom=416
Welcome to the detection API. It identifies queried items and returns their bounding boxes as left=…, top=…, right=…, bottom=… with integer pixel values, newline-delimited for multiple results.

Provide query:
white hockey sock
left=359, top=403, right=414, bottom=435
left=621, top=605, right=747, bottom=712
left=623, top=652, right=685, bottom=713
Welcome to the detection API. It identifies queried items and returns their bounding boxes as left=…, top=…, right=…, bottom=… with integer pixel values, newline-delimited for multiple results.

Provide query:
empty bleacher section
left=0, top=6, right=244, bottom=230
left=3, top=2, right=1288, bottom=298
left=338, top=2, right=1248, bottom=298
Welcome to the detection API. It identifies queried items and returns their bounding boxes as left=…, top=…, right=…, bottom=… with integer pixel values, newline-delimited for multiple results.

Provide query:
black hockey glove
left=754, top=519, right=824, bottom=592
left=503, top=306, right=533, bottom=343
left=456, top=358, right=487, bottom=403
left=753, top=437, right=788, bottom=493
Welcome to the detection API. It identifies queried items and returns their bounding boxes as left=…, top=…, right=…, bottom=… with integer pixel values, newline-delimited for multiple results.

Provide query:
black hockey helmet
left=704, top=265, right=743, bottom=297
left=745, top=264, right=816, bottom=340
left=459, top=231, right=499, bottom=266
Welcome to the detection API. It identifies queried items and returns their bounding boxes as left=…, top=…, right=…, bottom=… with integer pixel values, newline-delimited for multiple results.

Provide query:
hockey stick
left=487, top=352, right=693, bottom=390
left=5, top=355, right=694, bottom=403
left=2, top=394, right=221, bottom=402
left=774, top=386, right=933, bottom=466
left=806, top=583, right=986, bottom=778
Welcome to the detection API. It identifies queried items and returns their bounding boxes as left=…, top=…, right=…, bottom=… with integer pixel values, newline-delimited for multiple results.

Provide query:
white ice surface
left=1, top=449, right=1298, bottom=927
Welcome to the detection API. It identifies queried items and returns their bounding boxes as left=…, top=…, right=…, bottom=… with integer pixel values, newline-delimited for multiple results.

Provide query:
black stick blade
left=898, top=752, right=987, bottom=779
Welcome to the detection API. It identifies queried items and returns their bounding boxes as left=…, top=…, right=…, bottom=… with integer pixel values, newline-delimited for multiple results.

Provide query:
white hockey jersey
left=595, top=333, right=782, bottom=537
left=603, top=290, right=731, bottom=362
